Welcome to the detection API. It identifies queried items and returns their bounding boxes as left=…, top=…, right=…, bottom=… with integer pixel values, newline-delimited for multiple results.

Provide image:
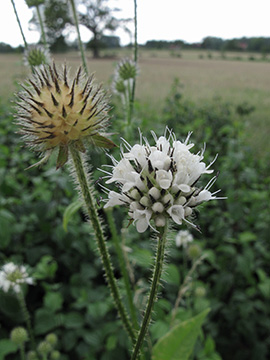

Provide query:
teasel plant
left=101, top=128, right=225, bottom=359
left=14, top=62, right=137, bottom=345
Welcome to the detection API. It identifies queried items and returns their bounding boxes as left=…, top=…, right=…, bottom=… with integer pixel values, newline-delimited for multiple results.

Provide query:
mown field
left=1, top=48, right=269, bottom=156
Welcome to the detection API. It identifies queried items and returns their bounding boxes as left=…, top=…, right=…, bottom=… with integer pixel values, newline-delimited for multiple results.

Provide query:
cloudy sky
left=1, top=0, right=270, bottom=47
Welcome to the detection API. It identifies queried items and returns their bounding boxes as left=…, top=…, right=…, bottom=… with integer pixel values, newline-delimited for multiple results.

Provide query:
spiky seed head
left=117, top=58, right=138, bottom=80
left=114, top=78, right=126, bottom=94
left=195, top=286, right=206, bottom=298
left=10, top=327, right=28, bottom=345
left=37, top=341, right=52, bottom=355
left=45, top=333, right=58, bottom=346
left=187, top=243, right=202, bottom=259
left=15, top=63, right=115, bottom=168
left=24, top=45, right=51, bottom=68
left=27, top=351, right=38, bottom=360
left=51, top=350, right=61, bottom=359
left=25, top=0, right=45, bottom=7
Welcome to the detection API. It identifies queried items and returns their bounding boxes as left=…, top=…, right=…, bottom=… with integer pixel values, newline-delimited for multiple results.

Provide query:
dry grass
left=1, top=49, right=269, bottom=155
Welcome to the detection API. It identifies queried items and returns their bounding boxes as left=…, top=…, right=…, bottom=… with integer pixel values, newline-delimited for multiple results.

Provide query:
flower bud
left=45, top=333, right=58, bottom=346
left=117, top=58, right=138, bottom=80
left=38, top=341, right=52, bottom=355
left=51, top=350, right=61, bottom=359
left=10, top=327, right=28, bottom=345
left=195, top=286, right=206, bottom=298
left=187, top=244, right=202, bottom=259
left=24, top=45, right=50, bottom=68
left=27, top=351, right=38, bottom=360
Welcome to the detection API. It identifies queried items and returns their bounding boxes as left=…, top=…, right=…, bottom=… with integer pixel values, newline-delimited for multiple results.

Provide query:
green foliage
left=1, top=67, right=269, bottom=360
left=160, top=81, right=270, bottom=360
left=0, top=339, right=18, bottom=359
left=152, top=309, right=210, bottom=360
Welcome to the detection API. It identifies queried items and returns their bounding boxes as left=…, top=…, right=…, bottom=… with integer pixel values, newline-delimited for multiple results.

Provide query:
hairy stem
left=36, top=5, right=47, bottom=46
left=69, top=0, right=88, bottom=74
left=105, top=209, right=139, bottom=330
left=131, top=224, right=168, bottom=360
left=69, top=146, right=136, bottom=344
left=130, top=0, right=138, bottom=119
left=19, top=345, right=26, bottom=360
left=10, top=0, right=28, bottom=49
left=17, top=290, right=40, bottom=360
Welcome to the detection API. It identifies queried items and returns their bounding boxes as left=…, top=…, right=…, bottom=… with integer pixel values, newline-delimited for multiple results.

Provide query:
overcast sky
left=1, top=0, right=270, bottom=47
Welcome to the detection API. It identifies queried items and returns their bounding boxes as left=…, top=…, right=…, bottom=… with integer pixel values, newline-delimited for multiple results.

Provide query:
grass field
left=1, top=49, right=269, bottom=156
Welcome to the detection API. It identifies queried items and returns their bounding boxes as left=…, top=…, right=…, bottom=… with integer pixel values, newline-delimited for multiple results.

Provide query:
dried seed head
left=15, top=63, right=115, bottom=168
left=24, top=45, right=51, bottom=68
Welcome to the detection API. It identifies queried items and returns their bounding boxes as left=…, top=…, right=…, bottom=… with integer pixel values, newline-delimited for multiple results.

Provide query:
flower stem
left=69, top=0, right=88, bottom=75
left=130, top=0, right=138, bottom=119
left=36, top=5, right=47, bottom=46
left=10, top=0, right=28, bottom=49
left=105, top=209, right=139, bottom=330
left=19, top=345, right=26, bottom=360
left=17, top=290, right=40, bottom=360
left=131, top=224, right=168, bottom=360
left=69, top=146, right=136, bottom=344
left=171, top=254, right=206, bottom=325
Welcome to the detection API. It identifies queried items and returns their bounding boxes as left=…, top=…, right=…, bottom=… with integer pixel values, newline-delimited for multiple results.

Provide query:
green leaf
left=0, top=209, right=16, bottom=249
left=162, top=264, right=180, bottom=285
left=34, top=255, right=58, bottom=280
left=91, top=133, right=117, bottom=149
left=0, top=339, right=18, bottom=360
left=152, top=308, right=210, bottom=360
left=63, top=199, right=83, bottom=232
left=106, top=334, right=117, bottom=350
left=44, top=291, right=63, bottom=312
left=64, top=312, right=85, bottom=329
left=35, top=309, right=63, bottom=335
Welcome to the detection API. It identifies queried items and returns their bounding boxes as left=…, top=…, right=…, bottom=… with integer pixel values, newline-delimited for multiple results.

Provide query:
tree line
left=144, top=37, right=270, bottom=53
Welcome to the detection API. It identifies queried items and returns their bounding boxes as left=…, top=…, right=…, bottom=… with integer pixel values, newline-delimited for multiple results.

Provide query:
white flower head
left=175, top=230, right=194, bottom=248
left=0, top=262, right=33, bottom=293
left=102, top=128, right=225, bottom=233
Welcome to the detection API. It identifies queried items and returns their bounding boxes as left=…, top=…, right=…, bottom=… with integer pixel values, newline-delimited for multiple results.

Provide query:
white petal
left=104, top=191, right=128, bottom=208
left=167, top=205, right=185, bottom=225
left=195, top=190, right=213, bottom=203
left=133, top=209, right=152, bottom=233
left=156, top=170, right=173, bottom=189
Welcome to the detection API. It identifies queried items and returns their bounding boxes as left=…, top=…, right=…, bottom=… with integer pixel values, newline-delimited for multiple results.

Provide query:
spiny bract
left=16, top=63, right=115, bottom=168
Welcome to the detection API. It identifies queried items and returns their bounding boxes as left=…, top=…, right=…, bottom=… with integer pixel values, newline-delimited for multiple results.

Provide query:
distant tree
left=0, top=42, right=15, bottom=53
left=78, top=0, right=129, bottom=58
left=201, top=37, right=224, bottom=50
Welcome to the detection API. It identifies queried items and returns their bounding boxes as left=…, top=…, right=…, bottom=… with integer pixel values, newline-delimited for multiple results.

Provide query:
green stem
left=10, top=0, right=28, bottom=49
left=69, top=146, right=136, bottom=344
left=130, top=0, right=138, bottom=118
left=17, top=290, right=40, bottom=360
left=171, top=254, right=206, bottom=325
left=36, top=5, right=47, bottom=46
left=69, top=0, right=88, bottom=74
left=19, top=345, right=26, bottom=360
left=131, top=224, right=168, bottom=360
left=105, top=209, right=139, bottom=330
